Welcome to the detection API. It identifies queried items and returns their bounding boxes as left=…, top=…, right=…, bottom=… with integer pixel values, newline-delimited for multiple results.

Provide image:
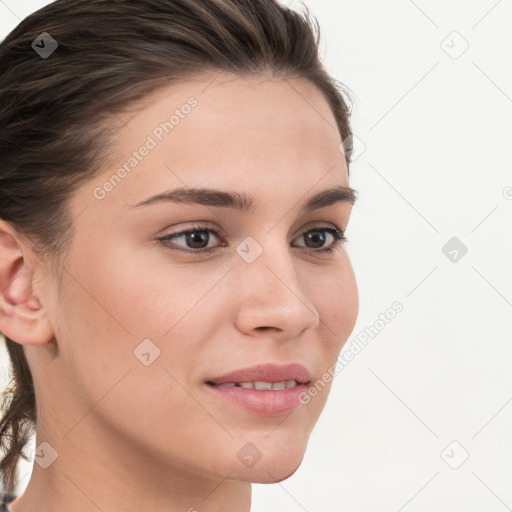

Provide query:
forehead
left=80, top=73, right=349, bottom=217
left=122, top=72, right=340, bottom=129
left=114, top=72, right=345, bottom=160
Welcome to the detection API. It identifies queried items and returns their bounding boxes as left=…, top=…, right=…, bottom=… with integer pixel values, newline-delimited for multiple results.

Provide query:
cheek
left=55, top=241, right=228, bottom=414
left=53, top=248, right=207, bottom=444
left=331, top=269, right=358, bottom=344
left=64, top=239, right=209, bottom=339
left=304, top=255, right=359, bottom=352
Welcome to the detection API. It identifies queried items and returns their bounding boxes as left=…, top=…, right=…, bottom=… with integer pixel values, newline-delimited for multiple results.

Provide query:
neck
left=10, top=424, right=252, bottom=512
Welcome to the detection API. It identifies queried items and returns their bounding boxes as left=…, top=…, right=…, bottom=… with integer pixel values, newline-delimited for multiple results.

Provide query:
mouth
left=205, top=362, right=311, bottom=387
left=204, top=363, right=312, bottom=416
left=206, top=379, right=305, bottom=390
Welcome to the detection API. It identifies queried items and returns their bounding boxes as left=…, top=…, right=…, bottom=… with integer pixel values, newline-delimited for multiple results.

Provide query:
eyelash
left=157, top=223, right=347, bottom=255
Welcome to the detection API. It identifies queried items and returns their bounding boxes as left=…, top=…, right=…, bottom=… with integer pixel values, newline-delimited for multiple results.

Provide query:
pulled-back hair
left=0, top=0, right=353, bottom=497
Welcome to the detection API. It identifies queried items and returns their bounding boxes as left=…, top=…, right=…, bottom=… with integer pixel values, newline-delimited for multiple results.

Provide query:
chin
left=237, top=458, right=304, bottom=484
left=227, top=443, right=307, bottom=484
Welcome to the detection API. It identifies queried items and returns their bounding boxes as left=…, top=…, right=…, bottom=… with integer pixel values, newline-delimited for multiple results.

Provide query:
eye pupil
left=305, top=230, right=326, bottom=248
left=187, top=231, right=209, bottom=248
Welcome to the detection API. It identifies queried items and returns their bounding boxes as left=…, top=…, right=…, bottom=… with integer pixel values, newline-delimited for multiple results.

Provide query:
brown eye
left=180, top=230, right=211, bottom=249
left=158, top=224, right=225, bottom=253
left=292, top=227, right=346, bottom=253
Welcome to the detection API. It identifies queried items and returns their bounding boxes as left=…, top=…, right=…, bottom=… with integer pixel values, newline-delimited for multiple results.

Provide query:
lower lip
left=204, top=383, right=309, bottom=416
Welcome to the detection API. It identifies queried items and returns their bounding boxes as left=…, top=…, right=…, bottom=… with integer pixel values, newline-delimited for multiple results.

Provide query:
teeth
left=254, top=380, right=272, bottom=390
left=214, top=380, right=299, bottom=390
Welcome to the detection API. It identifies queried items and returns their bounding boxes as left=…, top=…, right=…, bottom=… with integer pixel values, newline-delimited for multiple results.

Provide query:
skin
left=0, top=72, right=358, bottom=512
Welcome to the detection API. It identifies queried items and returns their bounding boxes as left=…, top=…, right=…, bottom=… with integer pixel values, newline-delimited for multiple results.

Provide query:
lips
left=205, top=363, right=311, bottom=387
left=204, top=363, right=312, bottom=415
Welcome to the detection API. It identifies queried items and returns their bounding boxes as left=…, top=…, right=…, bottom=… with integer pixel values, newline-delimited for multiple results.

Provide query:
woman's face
left=29, top=73, right=358, bottom=485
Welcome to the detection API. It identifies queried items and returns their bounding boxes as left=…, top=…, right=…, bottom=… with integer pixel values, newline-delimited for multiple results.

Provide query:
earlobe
left=0, top=220, right=54, bottom=346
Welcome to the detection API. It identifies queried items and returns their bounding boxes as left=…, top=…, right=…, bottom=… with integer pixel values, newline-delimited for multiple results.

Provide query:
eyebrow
left=132, top=184, right=357, bottom=215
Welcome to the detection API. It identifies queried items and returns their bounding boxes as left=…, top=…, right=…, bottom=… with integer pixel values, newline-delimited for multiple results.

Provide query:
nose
left=233, top=237, right=321, bottom=340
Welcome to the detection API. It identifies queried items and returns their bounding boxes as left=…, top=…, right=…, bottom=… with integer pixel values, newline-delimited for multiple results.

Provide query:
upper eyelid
left=159, top=221, right=345, bottom=239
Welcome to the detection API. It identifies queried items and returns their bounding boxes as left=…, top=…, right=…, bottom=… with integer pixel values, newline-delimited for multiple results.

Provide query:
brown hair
left=0, top=0, right=353, bottom=497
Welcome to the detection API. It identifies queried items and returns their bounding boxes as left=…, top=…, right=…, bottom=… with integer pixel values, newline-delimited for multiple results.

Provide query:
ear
left=0, top=219, right=54, bottom=345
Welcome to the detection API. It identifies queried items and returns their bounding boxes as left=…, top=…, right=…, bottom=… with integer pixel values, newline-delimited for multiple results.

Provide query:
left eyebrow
left=132, top=184, right=357, bottom=214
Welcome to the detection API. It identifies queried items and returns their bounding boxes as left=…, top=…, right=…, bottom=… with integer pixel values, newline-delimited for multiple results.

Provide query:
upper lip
left=206, top=363, right=311, bottom=385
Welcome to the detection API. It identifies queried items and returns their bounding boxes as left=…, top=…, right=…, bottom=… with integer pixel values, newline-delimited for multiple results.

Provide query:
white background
left=1, top=1, right=511, bottom=510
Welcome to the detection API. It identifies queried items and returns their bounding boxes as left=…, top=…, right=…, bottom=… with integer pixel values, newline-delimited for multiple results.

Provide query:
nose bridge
left=232, top=230, right=320, bottom=336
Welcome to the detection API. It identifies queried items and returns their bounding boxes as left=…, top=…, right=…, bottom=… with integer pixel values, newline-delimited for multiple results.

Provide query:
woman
left=0, top=0, right=358, bottom=510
